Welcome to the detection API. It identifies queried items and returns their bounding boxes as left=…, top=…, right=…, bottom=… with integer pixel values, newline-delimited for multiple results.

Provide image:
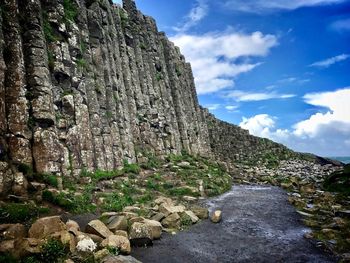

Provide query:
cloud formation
left=173, top=0, right=208, bottom=32
left=224, top=90, right=295, bottom=101
left=309, top=54, right=350, bottom=68
left=239, top=88, right=350, bottom=156
left=171, top=31, right=278, bottom=94
left=330, top=18, right=350, bottom=32
left=223, top=0, right=346, bottom=13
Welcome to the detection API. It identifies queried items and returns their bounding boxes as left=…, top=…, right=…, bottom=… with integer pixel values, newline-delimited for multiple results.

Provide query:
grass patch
left=123, top=160, right=141, bottom=174
left=0, top=203, right=50, bottom=224
left=34, top=173, right=58, bottom=188
left=63, top=0, right=78, bottom=23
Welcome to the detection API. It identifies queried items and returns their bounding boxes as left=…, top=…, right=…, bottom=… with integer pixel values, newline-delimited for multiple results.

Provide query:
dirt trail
left=132, top=185, right=336, bottom=263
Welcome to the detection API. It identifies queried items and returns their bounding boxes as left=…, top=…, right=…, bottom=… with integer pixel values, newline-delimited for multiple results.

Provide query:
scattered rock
left=115, top=230, right=128, bottom=238
left=85, top=220, right=113, bottom=239
left=76, top=236, right=97, bottom=253
left=128, top=222, right=153, bottom=247
left=151, top=212, right=165, bottom=222
left=183, top=211, right=199, bottom=223
left=101, top=255, right=142, bottom=263
left=0, top=224, right=27, bottom=240
left=191, top=206, right=209, bottom=219
left=94, top=248, right=110, bottom=261
left=211, top=210, right=222, bottom=223
left=29, top=216, right=66, bottom=239
left=101, top=235, right=131, bottom=255
left=143, top=219, right=162, bottom=239
left=161, top=213, right=180, bottom=229
left=108, top=216, right=128, bottom=232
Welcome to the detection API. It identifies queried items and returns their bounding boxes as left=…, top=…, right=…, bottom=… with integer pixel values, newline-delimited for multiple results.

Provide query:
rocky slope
left=0, top=0, right=310, bottom=197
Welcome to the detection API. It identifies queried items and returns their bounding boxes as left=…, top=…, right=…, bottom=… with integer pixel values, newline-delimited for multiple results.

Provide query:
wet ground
left=132, top=185, right=336, bottom=263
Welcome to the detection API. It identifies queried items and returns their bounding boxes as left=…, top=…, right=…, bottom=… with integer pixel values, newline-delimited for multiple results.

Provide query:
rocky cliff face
left=0, top=0, right=301, bottom=196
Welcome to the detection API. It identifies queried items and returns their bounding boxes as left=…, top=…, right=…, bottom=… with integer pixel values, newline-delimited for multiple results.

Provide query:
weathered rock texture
left=0, top=0, right=315, bottom=196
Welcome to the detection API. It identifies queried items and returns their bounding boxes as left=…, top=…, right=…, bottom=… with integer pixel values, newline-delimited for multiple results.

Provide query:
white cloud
left=205, top=104, right=221, bottom=110
left=224, top=90, right=295, bottom=101
left=224, top=0, right=346, bottom=13
left=171, top=31, right=278, bottom=94
left=173, top=0, right=208, bottom=32
left=225, top=105, right=239, bottom=111
left=330, top=18, right=350, bottom=32
left=309, top=54, right=350, bottom=68
left=239, top=88, right=350, bottom=156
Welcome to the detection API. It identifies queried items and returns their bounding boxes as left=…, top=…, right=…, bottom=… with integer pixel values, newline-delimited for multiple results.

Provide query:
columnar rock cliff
left=0, top=0, right=300, bottom=196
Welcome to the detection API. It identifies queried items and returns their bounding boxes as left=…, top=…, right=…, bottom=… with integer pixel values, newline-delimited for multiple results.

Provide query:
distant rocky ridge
left=0, top=0, right=337, bottom=197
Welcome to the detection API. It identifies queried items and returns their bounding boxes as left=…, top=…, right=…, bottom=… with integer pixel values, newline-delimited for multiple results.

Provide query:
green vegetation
left=139, top=43, right=147, bottom=50
left=122, top=160, right=141, bottom=174
left=34, top=173, right=59, bottom=188
left=323, top=164, right=350, bottom=194
left=76, top=58, right=87, bottom=69
left=175, top=66, right=182, bottom=77
left=105, top=111, right=113, bottom=120
left=39, top=239, right=68, bottom=263
left=0, top=203, right=50, bottom=224
left=119, top=9, right=128, bottom=28
left=63, top=0, right=78, bottom=23
left=155, top=72, right=163, bottom=81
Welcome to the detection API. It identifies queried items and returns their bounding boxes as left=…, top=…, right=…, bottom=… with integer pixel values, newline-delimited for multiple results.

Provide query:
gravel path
left=132, top=185, right=336, bottom=263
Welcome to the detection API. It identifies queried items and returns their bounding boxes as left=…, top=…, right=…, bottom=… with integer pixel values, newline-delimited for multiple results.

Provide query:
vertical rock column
left=2, top=0, right=32, bottom=166
left=21, top=0, right=65, bottom=175
left=0, top=6, right=14, bottom=195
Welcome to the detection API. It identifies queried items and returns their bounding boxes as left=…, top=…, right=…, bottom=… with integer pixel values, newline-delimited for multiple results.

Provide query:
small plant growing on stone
left=155, top=72, right=163, bottom=81
left=39, top=239, right=68, bottom=262
left=63, top=0, right=78, bottom=23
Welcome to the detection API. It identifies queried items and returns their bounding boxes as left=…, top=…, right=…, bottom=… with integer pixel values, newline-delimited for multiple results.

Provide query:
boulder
left=123, top=206, right=141, bottom=213
left=76, top=236, right=97, bottom=253
left=102, top=255, right=142, bottom=263
left=108, top=216, right=128, bottom=232
left=128, top=222, right=152, bottom=246
left=66, top=219, right=80, bottom=231
left=94, top=248, right=110, bottom=261
left=154, top=196, right=173, bottom=205
left=191, top=206, right=209, bottom=219
left=161, top=213, right=180, bottom=229
left=129, top=217, right=145, bottom=224
left=29, top=216, right=66, bottom=239
left=183, top=211, right=199, bottom=223
left=159, top=203, right=185, bottom=217
left=86, top=220, right=113, bottom=238
left=115, top=230, right=128, bottom=238
left=0, top=224, right=27, bottom=240
left=101, top=235, right=131, bottom=255
left=151, top=212, right=165, bottom=222
left=143, top=219, right=162, bottom=239
left=211, top=210, right=222, bottom=223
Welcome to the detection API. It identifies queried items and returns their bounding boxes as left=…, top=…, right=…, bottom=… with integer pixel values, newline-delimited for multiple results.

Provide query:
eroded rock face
left=0, top=0, right=326, bottom=196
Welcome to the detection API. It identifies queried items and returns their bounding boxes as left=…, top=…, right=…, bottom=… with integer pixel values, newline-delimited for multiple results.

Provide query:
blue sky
left=117, top=0, right=350, bottom=157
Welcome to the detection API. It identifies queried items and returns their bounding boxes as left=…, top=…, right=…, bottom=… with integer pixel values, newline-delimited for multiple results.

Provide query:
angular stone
left=211, top=210, right=222, bottom=223
left=101, top=235, right=131, bottom=255
left=143, top=219, right=162, bottom=239
left=191, top=206, right=209, bottom=219
left=161, top=213, right=180, bottom=229
left=108, top=216, right=128, bottom=232
left=102, top=255, right=142, bottom=263
left=151, top=212, right=165, bottom=222
left=29, top=216, right=66, bottom=239
left=86, top=220, right=113, bottom=239
left=0, top=224, right=27, bottom=240
left=183, top=211, right=199, bottom=223
left=128, top=222, right=152, bottom=246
